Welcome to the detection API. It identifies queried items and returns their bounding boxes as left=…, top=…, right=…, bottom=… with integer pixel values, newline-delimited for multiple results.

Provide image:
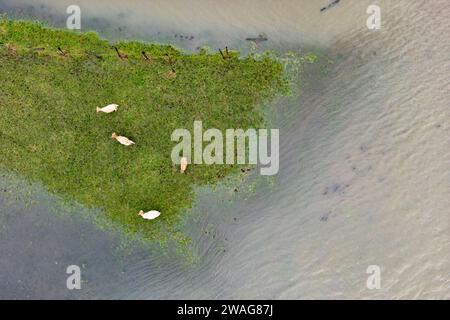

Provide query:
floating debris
left=322, top=183, right=349, bottom=196
left=175, top=34, right=195, bottom=40
left=245, top=33, right=268, bottom=43
left=320, top=0, right=340, bottom=12
left=320, top=211, right=335, bottom=222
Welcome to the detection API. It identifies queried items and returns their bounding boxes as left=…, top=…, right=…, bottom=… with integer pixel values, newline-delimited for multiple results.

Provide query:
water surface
left=0, top=0, right=449, bottom=299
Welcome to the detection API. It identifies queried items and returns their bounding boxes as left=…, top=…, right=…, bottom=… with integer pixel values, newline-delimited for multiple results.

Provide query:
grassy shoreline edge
left=0, top=19, right=313, bottom=254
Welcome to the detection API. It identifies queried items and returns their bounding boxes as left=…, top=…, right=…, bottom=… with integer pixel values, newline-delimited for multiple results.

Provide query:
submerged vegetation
left=0, top=19, right=289, bottom=248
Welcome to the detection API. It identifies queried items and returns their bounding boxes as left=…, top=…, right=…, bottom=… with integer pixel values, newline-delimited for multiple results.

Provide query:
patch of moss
left=0, top=19, right=288, bottom=247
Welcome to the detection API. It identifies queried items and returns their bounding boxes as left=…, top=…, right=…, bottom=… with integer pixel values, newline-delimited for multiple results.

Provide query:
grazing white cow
left=138, top=210, right=161, bottom=220
left=111, top=132, right=135, bottom=146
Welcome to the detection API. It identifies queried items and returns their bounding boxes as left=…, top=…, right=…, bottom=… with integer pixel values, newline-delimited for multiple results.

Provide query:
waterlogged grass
left=0, top=19, right=290, bottom=248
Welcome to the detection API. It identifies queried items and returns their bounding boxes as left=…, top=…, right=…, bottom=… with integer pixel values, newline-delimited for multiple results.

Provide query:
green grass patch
left=0, top=19, right=288, bottom=248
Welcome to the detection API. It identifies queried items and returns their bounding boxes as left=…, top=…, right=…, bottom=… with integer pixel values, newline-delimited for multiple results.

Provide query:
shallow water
left=0, top=0, right=449, bottom=299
